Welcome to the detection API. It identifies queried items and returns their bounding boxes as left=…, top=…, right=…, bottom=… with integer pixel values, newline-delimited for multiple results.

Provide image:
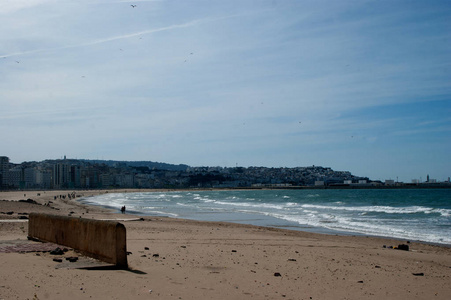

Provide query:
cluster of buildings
left=0, top=156, right=448, bottom=190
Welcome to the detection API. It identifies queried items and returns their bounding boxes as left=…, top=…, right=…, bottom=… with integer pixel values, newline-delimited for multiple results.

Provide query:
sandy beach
left=1, top=190, right=450, bottom=300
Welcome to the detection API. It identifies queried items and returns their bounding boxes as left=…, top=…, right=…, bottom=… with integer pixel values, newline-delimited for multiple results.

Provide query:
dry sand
left=1, top=190, right=450, bottom=300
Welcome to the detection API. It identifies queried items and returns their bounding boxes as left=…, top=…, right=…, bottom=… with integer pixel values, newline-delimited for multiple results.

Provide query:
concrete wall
left=28, top=213, right=127, bottom=268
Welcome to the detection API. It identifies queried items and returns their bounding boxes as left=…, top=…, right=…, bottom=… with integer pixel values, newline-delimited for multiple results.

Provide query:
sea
left=80, top=189, right=451, bottom=245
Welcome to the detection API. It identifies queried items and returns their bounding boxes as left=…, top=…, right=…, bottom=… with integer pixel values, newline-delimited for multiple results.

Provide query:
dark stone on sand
left=50, top=248, right=64, bottom=255
left=66, top=257, right=79, bottom=262
left=153, top=254, right=160, bottom=257
left=19, top=199, right=39, bottom=204
left=357, top=280, right=364, bottom=283
left=127, top=251, right=132, bottom=255
left=6, top=211, right=13, bottom=215
left=18, top=216, right=28, bottom=220
left=232, top=250, right=237, bottom=253
left=412, top=273, right=424, bottom=276
left=141, top=255, right=147, bottom=257
left=397, top=244, right=409, bottom=251
left=53, top=258, right=63, bottom=262
left=274, top=272, right=282, bottom=277
left=288, top=259, right=297, bottom=261
left=144, top=247, right=149, bottom=250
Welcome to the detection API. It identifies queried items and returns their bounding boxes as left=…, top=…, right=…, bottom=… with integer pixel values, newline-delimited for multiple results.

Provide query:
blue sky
left=1, top=0, right=450, bottom=182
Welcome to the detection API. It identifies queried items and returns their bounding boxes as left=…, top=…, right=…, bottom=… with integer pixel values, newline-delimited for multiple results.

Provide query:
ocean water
left=80, top=189, right=451, bottom=245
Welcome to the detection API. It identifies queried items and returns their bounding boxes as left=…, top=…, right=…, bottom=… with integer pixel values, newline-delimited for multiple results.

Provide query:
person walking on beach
left=121, top=206, right=126, bottom=214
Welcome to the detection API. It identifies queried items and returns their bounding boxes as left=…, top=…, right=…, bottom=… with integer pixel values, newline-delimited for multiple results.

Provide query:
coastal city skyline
left=1, top=1, right=450, bottom=183
left=1, top=155, right=448, bottom=191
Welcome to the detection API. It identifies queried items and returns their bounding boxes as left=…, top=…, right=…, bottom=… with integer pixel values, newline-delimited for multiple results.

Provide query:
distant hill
left=79, top=159, right=189, bottom=171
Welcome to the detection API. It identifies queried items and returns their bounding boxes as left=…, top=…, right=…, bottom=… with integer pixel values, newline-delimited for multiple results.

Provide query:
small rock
left=66, top=257, right=79, bottom=262
left=412, top=273, right=424, bottom=276
left=53, top=258, right=63, bottom=263
left=397, top=244, right=409, bottom=251
left=50, top=248, right=64, bottom=255
left=153, top=254, right=159, bottom=257
left=288, top=258, right=296, bottom=262
left=127, top=251, right=132, bottom=255
left=357, top=280, right=364, bottom=283
left=274, top=272, right=282, bottom=277
left=231, top=250, right=237, bottom=253
left=6, top=211, right=13, bottom=215
left=144, top=247, right=149, bottom=250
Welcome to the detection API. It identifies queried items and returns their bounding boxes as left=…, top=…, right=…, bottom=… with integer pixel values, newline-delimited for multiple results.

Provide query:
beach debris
left=274, top=272, right=282, bottom=277
left=232, top=250, right=237, bottom=253
left=144, top=247, right=149, bottom=250
left=53, top=258, right=63, bottom=262
left=66, top=257, right=79, bottom=262
left=19, top=199, right=39, bottom=204
left=50, top=248, right=64, bottom=255
left=127, top=251, right=132, bottom=255
left=357, top=280, right=364, bottom=283
left=288, top=258, right=297, bottom=262
left=396, top=244, right=409, bottom=251
left=153, top=253, right=159, bottom=257
left=181, top=245, right=187, bottom=248
left=412, top=273, right=424, bottom=276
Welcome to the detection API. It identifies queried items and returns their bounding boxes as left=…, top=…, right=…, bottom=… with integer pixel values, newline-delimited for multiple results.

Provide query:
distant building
left=0, top=156, right=9, bottom=188
left=385, top=180, right=395, bottom=185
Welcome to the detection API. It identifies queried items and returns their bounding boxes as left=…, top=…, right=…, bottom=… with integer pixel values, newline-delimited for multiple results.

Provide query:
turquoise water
left=81, top=189, right=451, bottom=245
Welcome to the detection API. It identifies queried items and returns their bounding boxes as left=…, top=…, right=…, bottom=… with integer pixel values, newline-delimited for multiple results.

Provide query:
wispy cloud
left=0, top=19, right=203, bottom=58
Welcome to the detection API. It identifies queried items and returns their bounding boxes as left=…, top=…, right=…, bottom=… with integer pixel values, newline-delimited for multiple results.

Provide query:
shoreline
left=2, top=188, right=450, bottom=247
left=1, top=190, right=451, bottom=299
left=77, top=188, right=451, bottom=247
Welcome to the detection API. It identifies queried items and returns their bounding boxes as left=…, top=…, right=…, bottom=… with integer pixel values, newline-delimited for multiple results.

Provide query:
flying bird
left=131, top=5, right=136, bottom=8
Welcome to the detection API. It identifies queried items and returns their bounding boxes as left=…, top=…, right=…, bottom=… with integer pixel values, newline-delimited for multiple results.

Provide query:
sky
left=1, top=0, right=450, bottom=182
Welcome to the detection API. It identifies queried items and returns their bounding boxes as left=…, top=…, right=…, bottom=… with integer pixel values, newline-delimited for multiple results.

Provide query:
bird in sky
left=131, top=5, right=136, bottom=8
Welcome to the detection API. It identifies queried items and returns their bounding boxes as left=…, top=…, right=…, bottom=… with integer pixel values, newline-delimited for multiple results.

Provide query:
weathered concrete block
left=28, top=213, right=127, bottom=268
